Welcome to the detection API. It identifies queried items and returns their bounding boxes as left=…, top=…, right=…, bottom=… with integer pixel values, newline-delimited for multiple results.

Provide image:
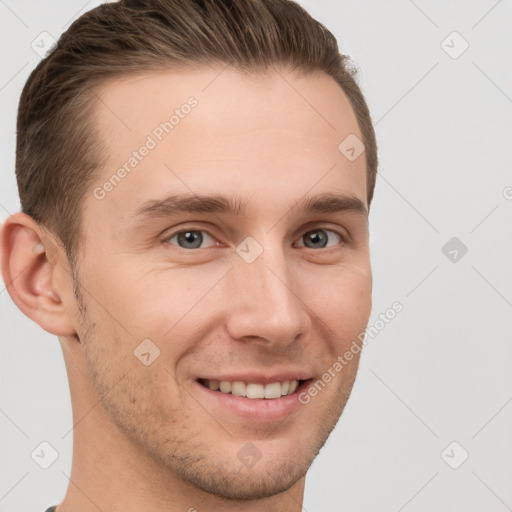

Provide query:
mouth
left=197, top=378, right=305, bottom=399
left=194, top=377, right=313, bottom=423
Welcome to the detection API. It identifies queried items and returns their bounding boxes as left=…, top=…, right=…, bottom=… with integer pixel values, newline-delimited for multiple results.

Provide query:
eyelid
left=296, top=222, right=351, bottom=243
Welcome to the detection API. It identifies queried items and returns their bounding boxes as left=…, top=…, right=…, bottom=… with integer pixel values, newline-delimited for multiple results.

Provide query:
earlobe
left=0, top=212, right=78, bottom=336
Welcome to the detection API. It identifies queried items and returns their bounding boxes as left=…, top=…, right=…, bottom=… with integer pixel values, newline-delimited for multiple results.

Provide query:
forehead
left=86, top=66, right=366, bottom=225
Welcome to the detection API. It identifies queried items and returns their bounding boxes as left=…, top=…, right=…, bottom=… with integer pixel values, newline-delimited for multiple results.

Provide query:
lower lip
left=193, top=379, right=313, bottom=423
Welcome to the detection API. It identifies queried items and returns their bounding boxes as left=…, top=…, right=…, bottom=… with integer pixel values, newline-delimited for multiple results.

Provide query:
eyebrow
left=132, top=192, right=367, bottom=220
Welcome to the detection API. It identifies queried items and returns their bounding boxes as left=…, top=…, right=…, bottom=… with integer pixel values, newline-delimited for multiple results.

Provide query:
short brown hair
left=16, top=0, right=378, bottom=267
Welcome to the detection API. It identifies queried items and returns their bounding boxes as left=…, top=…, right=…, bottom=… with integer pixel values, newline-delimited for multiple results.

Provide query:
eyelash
left=162, top=226, right=347, bottom=251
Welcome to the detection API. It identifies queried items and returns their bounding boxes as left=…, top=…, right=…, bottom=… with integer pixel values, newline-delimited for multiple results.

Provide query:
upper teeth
left=203, top=379, right=299, bottom=399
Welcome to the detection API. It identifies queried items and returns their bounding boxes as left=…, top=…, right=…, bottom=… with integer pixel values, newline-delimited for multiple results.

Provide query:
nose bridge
left=226, top=237, right=307, bottom=344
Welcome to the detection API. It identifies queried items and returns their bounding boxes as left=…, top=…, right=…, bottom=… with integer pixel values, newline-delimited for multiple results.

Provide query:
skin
left=1, top=66, right=372, bottom=512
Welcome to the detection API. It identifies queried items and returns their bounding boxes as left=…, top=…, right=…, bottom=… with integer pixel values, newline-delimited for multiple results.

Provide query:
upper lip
left=197, top=370, right=313, bottom=385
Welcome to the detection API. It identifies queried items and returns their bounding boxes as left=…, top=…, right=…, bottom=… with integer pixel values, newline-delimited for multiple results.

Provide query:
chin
left=179, top=455, right=309, bottom=501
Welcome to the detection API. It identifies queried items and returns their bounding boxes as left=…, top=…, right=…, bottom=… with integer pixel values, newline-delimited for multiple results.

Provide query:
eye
left=165, top=229, right=218, bottom=250
left=295, top=228, right=343, bottom=250
left=163, top=226, right=346, bottom=251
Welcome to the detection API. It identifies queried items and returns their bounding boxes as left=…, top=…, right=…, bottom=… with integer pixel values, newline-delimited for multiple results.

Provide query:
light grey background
left=1, top=1, right=511, bottom=511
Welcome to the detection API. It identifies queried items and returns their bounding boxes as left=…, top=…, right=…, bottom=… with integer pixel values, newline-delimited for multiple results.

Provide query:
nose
left=224, top=238, right=310, bottom=348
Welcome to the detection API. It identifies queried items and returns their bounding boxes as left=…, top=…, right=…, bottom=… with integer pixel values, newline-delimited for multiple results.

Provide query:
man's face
left=72, top=66, right=372, bottom=499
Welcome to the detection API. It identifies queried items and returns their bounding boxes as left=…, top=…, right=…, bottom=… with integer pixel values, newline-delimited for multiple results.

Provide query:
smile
left=198, top=378, right=301, bottom=399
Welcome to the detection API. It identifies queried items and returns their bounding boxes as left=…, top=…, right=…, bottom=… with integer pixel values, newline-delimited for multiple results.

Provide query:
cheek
left=79, top=308, right=184, bottom=416
left=83, top=262, right=193, bottom=338
left=312, top=267, right=372, bottom=346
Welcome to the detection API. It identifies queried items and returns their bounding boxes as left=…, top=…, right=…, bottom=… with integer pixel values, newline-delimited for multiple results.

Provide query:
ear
left=0, top=212, right=77, bottom=336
